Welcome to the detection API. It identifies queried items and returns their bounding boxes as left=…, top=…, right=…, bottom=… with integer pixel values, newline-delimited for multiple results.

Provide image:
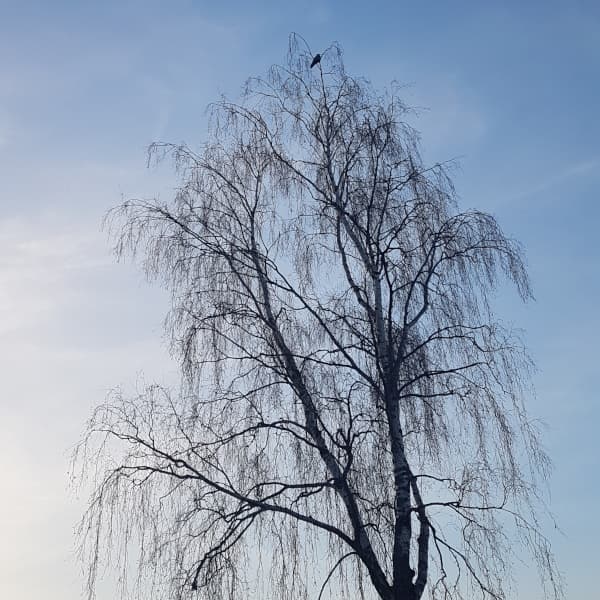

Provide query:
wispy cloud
left=510, top=156, right=600, bottom=203
left=401, top=75, right=488, bottom=160
left=0, top=218, right=107, bottom=332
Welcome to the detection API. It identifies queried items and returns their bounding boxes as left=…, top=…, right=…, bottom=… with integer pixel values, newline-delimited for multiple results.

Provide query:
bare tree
left=75, top=36, right=562, bottom=600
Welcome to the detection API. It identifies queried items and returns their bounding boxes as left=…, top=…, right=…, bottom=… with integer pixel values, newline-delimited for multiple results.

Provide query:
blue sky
left=0, top=1, right=598, bottom=598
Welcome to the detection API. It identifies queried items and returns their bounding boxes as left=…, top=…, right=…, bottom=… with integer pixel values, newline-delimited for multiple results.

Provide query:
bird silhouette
left=310, top=53, right=321, bottom=68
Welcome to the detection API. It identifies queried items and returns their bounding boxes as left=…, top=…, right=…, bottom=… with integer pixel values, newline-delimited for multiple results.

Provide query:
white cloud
left=0, top=211, right=175, bottom=600
left=0, top=219, right=107, bottom=332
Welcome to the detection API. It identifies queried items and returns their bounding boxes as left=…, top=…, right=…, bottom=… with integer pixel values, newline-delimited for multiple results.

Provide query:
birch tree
left=76, top=37, right=561, bottom=600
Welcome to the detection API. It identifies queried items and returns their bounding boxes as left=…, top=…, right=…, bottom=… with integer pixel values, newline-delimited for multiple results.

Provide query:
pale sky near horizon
left=0, top=1, right=598, bottom=599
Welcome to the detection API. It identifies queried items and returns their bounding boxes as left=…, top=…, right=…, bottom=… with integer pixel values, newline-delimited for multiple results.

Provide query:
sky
left=0, top=1, right=598, bottom=598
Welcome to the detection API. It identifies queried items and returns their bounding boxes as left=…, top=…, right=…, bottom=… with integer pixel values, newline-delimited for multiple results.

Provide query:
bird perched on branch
left=310, top=53, right=321, bottom=68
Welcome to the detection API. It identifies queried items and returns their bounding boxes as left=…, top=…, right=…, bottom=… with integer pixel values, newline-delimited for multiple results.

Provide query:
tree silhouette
left=75, top=36, right=561, bottom=600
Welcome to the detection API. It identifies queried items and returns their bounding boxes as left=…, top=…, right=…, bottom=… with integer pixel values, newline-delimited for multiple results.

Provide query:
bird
left=310, top=53, right=321, bottom=68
